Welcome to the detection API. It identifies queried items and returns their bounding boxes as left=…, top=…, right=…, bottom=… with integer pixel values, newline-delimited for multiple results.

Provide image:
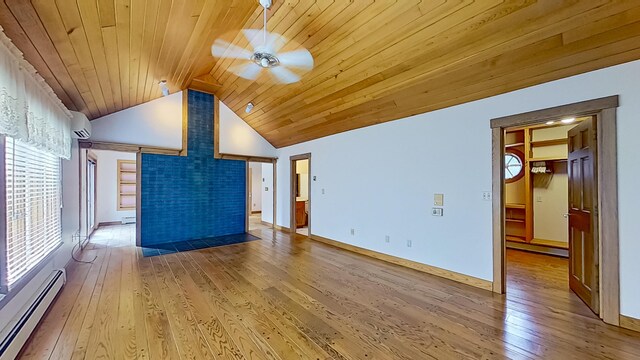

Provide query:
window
left=117, top=160, right=136, bottom=210
left=2, top=137, right=62, bottom=292
left=504, top=149, right=525, bottom=183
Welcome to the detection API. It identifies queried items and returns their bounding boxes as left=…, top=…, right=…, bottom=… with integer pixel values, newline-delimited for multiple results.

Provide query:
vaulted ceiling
left=2, top=1, right=640, bottom=148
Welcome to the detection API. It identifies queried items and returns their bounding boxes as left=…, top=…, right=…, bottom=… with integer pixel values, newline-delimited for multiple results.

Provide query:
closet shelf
left=531, top=238, right=568, bottom=249
left=528, top=157, right=567, bottom=162
left=506, top=218, right=525, bottom=223
left=506, top=236, right=526, bottom=243
left=530, top=138, right=567, bottom=147
left=506, top=203, right=525, bottom=209
left=505, top=142, right=524, bottom=148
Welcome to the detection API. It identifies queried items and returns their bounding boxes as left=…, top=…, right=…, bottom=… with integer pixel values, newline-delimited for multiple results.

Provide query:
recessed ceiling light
left=561, top=117, right=576, bottom=124
left=245, top=102, right=254, bottom=113
left=546, top=121, right=555, bottom=125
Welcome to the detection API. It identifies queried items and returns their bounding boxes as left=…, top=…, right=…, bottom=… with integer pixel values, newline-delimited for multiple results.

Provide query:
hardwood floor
left=18, top=225, right=640, bottom=359
left=248, top=214, right=270, bottom=232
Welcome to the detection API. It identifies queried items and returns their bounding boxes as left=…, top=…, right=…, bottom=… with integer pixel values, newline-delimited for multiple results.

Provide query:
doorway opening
left=86, top=153, right=97, bottom=237
left=290, top=154, right=311, bottom=236
left=504, top=116, right=599, bottom=315
left=491, top=96, right=620, bottom=326
left=81, top=148, right=138, bottom=248
left=247, top=161, right=275, bottom=232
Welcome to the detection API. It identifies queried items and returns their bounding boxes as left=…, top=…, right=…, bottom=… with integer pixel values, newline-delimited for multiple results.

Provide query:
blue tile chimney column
left=140, top=91, right=246, bottom=246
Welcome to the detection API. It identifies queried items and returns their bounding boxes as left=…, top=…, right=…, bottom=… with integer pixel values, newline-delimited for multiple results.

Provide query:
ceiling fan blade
left=264, top=32, right=287, bottom=53
left=277, top=49, right=314, bottom=70
left=269, top=66, right=300, bottom=84
left=229, top=62, right=263, bottom=80
left=243, top=29, right=287, bottom=54
left=242, top=29, right=265, bottom=52
left=211, top=39, right=253, bottom=59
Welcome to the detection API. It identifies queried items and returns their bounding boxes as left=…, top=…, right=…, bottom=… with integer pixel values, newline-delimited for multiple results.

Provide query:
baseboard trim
left=98, top=221, right=121, bottom=227
left=275, top=224, right=291, bottom=232
left=260, top=221, right=273, bottom=226
left=620, top=315, right=640, bottom=333
left=251, top=210, right=262, bottom=214
left=309, top=234, right=493, bottom=291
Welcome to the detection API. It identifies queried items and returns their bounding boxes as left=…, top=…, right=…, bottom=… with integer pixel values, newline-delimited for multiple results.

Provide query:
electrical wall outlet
left=407, top=239, right=412, bottom=247
left=264, top=187, right=269, bottom=191
left=432, top=208, right=443, bottom=216
left=350, top=228, right=355, bottom=235
left=482, top=191, right=492, bottom=201
left=385, top=235, right=390, bottom=243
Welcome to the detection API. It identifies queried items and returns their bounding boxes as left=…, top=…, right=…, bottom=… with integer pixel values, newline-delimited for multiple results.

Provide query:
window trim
left=0, top=242, right=62, bottom=308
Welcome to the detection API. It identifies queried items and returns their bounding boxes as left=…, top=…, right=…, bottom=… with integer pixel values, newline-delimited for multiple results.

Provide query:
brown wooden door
left=567, top=117, right=599, bottom=314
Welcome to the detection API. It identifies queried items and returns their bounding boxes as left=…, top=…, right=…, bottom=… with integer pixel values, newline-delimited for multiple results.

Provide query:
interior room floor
left=248, top=213, right=271, bottom=231
left=505, top=249, right=596, bottom=317
left=18, top=226, right=640, bottom=359
left=295, top=226, right=308, bottom=236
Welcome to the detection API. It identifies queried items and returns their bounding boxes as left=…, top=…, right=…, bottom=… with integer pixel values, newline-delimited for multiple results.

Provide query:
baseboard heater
left=0, top=269, right=66, bottom=360
left=121, top=216, right=136, bottom=225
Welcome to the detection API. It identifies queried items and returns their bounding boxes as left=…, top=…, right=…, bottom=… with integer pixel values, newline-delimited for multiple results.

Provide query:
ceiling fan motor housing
left=252, top=52, right=279, bottom=68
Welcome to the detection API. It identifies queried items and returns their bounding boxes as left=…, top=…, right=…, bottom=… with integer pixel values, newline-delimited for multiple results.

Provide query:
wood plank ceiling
left=2, top=1, right=640, bottom=148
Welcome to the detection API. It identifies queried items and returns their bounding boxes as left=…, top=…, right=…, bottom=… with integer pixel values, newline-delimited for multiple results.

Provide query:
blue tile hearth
left=140, top=233, right=260, bottom=257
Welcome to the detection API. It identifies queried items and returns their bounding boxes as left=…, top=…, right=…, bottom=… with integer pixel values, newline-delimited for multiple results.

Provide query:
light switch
left=434, top=193, right=444, bottom=206
left=432, top=208, right=444, bottom=216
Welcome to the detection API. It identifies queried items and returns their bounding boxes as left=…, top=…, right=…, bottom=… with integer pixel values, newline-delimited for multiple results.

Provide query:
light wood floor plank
left=16, top=225, right=640, bottom=360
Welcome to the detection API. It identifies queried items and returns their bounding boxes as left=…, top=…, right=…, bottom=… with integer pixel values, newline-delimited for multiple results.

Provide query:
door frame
left=245, top=160, right=277, bottom=232
left=290, top=153, right=311, bottom=235
left=86, top=151, right=98, bottom=237
left=490, top=95, right=620, bottom=325
left=78, top=140, right=171, bottom=246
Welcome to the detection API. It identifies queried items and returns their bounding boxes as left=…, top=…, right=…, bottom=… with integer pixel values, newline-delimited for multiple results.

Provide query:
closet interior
left=504, top=117, right=588, bottom=256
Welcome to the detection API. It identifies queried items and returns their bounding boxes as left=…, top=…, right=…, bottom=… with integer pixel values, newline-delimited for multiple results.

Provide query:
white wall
left=249, top=162, right=262, bottom=212
left=90, top=91, right=183, bottom=149
left=295, top=159, right=309, bottom=201
left=0, top=140, right=79, bottom=332
left=219, top=101, right=277, bottom=158
left=90, top=92, right=277, bottom=160
left=261, top=162, right=274, bottom=224
left=274, top=60, right=640, bottom=319
left=533, top=164, right=569, bottom=244
left=93, top=150, right=137, bottom=224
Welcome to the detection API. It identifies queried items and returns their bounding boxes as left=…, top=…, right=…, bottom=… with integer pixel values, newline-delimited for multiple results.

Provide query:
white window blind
left=3, top=137, right=62, bottom=291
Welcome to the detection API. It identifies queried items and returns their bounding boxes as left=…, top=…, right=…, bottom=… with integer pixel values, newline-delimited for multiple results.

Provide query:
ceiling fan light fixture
left=252, top=52, right=279, bottom=68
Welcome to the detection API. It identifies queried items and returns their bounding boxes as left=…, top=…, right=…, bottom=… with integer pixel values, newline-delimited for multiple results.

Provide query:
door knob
left=563, top=213, right=572, bottom=218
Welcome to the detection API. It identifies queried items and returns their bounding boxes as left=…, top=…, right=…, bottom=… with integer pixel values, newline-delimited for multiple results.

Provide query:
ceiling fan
left=211, top=0, right=314, bottom=84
